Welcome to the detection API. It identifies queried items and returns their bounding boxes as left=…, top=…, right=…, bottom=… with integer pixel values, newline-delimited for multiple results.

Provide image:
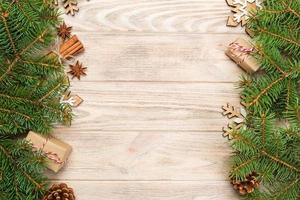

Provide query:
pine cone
left=43, top=183, right=75, bottom=200
left=231, top=172, right=260, bottom=196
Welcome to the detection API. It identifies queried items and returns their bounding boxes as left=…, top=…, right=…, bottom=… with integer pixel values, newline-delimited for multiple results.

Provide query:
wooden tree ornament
left=61, top=91, right=84, bottom=107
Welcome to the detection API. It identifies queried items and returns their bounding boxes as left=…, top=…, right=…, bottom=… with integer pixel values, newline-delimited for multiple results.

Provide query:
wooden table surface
left=51, top=0, right=245, bottom=199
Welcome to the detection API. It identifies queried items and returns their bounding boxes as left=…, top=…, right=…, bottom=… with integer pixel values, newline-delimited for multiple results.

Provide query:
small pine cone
left=43, top=183, right=76, bottom=200
left=231, top=172, right=260, bottom=196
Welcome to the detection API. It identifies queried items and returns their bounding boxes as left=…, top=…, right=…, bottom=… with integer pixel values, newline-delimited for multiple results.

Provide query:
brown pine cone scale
left=231, top=172, right=260, bottom=196
left=43, top=183, right=75, bottom=200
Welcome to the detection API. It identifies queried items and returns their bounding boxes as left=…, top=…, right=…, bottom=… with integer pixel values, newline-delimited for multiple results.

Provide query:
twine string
left=32, top=138, right=64, bottom=165
left=229, top=42, right=254, bottom=64
left=52, top=37, right=76, bottom=65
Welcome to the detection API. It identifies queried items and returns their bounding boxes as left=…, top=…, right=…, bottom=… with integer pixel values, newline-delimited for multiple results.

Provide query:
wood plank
left=65, top=0, right=243, bottom=34
left=57, top=82, right=240, bottom=132
left=52, top=181, right=239, bottom=200
left=48, top=82, right=239, bottom=181
left=49, top=131, right=233, bottom=181
left=68, top=33, right=244, bottom=82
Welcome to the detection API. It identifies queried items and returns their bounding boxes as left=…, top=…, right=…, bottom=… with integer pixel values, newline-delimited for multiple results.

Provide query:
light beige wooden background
left=51, top=0, right=246, bottom=199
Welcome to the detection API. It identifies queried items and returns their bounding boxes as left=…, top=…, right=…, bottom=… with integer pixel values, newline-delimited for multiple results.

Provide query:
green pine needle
left=0, top=0, right=72, bottom=199
left=0, top=0, right=71, bottom=136
left=230, top=0, right=300, bottom=199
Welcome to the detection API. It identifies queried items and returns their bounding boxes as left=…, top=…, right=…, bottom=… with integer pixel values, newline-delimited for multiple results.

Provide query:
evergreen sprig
left=230, top=0, right=300, bottom=199
left=0, top=0, right=72, bottom=199
left=241, top=0, right=300, bottom=116
left=0, top=137, right=48, bottom=200
left=230, top=112, right=300, bottom=199
left=0, top=0, right=71, bottom=136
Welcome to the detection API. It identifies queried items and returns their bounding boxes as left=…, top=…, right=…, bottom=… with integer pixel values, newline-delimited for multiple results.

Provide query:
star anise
left=57, top=22, right=72, bottom=40
left=68, top=61, right=87, bottom=80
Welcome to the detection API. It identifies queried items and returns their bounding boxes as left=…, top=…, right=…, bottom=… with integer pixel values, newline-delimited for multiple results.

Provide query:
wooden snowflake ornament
left=222, top=103, right=246, bottom=140
left=223, top=123, right=242, bottom=140
left=226, top=0, right=262, bottom=27
left=63, top=0, right=79, bottom=16
left=222, top=103, right=240, bottom=118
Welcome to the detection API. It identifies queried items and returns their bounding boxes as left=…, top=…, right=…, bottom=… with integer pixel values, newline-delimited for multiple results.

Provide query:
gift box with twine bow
left=225, top=37, right=260, bottom=74
left=26, top=131, right=72, bottom=173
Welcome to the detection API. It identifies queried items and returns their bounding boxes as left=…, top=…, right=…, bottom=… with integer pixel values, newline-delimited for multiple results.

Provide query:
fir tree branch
left=263, top=6, right=300, bottom=19
left=230, top=1, right=300, bottom=198
left=20, top=29, right=48, bottom=55
left=261, top=150, right=300, bottom=172
left=273, top=178, right=300, bottom=200
left=233, top=132, right=300, bottom=173
left=230, top=156, right=259, bottom=174
left=21, top=60, right=60, bottom=69
left=0, top=29, right=48, bottom=82
left=0, top=92, right=35, bottom=103
left=260, top=29, right=300, bottom=48
left=0, top=15, right=17, bottom=54
left=15, top=1, right=32, bottom=22
left=282, top=1, right=300, bottom=19
left=13, top=174, right=21, bottom=199
left=0, top=92, right=62, bottom=114
left=255, top=46, right=287, bottom=75
left=0, top=143, right=43, bottom=190
left=247, top=75, right=286, bottom=107
left=0, top=1, right=69, bottom=197
left=285, top=79, right=291, bottom=111
left=0, top=107, right=31, bottom=120
left=3, top=1, right=15, bottom=13
left=38, top=80, right=63, bottom=102
left=292, top=106, right=300, bottom=123
left=261, top=113, right=266, bottom=148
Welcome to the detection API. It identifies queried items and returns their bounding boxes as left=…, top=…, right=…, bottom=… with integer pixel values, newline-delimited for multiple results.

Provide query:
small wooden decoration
left=226, top=0, right=262, bottom=27
left=63, top=0, right=79, bottom=16
left=222, top=103, right=241, bottom=118
left=221, top=103, right=246, bottom=140
left=61, top=91, right=84, bottom=107
left=222, top=123, right=242, bottom=140
left=60, top=35, right=84, bottom=60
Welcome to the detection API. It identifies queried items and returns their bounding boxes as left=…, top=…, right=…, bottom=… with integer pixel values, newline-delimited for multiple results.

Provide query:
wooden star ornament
left=57, top=22, right=72, bottom=40
left=68, top=61, right=87, bottom=80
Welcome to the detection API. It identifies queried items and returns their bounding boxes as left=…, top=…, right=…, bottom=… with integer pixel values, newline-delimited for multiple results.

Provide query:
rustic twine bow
left=51, top=38, right=76, bottom=66
left=229, top=42, right=254, bottom=64
left=32, top=138, right=64, bottom=165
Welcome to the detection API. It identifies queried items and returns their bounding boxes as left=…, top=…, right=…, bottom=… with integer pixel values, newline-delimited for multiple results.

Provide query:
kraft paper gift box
left=225, top=38, right=260, bottom=74
left=26, top=131, right=72, bottom=173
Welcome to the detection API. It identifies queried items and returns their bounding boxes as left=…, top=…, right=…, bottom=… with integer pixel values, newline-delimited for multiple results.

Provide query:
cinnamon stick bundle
left=60, top=35, right=84, bottom=59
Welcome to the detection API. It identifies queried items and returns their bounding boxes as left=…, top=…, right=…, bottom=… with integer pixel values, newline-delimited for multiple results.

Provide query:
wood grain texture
left=52, top=181, right=238, bottom=200
left=50, top=131, right=232, bottom=181
left=69, top=33, right=244, bottom=82
left=57, top=82, right=240, bottom=131
left=54, top=0, right=244, bottom=199
left=65, top=0, right=243, bottom=33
